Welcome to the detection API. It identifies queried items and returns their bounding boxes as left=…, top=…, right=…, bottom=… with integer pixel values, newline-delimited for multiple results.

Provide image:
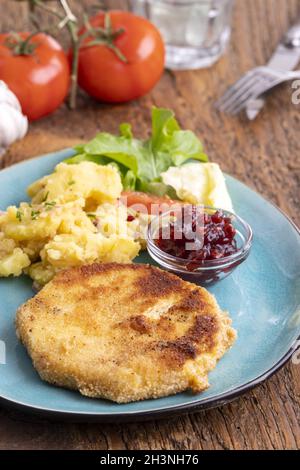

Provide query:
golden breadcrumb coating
left=16, top=263, right=237, bottom=403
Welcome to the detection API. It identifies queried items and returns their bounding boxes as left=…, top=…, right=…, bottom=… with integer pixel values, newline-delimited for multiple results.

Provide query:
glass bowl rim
left=146, top=205, right=253, bottom=271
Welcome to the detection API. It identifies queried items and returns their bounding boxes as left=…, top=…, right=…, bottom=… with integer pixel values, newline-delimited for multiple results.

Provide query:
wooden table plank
left=0, top=0, right=299, bottom=451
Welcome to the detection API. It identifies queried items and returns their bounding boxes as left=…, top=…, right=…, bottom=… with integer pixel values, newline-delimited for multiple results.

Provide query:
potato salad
left=0, top=162, right=141, bottom=287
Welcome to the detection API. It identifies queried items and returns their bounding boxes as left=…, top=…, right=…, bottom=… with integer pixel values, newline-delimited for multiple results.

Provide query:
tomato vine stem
left=30, top=0, right=80, bottom=109
left=81, top=13, right=128, bottom=63
left=5, top=31, right=39, bottom=56
left=13, top=1, right=127, bottom=109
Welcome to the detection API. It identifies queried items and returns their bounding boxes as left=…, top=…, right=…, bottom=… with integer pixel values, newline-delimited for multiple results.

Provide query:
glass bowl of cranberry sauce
left=146, top=205, right=253, bottom=285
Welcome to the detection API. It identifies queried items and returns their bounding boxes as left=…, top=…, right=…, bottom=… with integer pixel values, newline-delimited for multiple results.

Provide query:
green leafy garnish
left=65, top=107, right=207, bottom=194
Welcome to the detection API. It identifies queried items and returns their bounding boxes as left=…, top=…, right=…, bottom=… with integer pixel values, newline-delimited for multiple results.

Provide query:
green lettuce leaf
left=66, top=107, right=208, bottom=193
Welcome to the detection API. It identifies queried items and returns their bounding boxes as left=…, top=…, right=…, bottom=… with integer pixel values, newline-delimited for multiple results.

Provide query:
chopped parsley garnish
left=45, top=201, right=56, bottom=206
left=16, top=210, right=23, bottom=222
left=87, top=213, right=96, bottom=219
left=42, top=191, right=49, bottom=202
left=68, top=180, right=75, bottom=186
left=31, top=210, right=40, bottom=220
left=44, top=201, right=56, bottom=211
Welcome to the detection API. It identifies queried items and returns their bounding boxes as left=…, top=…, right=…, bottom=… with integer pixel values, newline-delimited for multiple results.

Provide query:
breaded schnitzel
left=16, top=263, right=236, bottom=403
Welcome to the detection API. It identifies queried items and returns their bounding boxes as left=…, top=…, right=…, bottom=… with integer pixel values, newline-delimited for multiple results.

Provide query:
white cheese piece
left=161, top=162, right=233, bottom=212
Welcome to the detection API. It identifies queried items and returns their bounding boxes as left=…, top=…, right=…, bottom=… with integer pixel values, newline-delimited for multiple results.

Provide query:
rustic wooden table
left=0, top=0, right=299, bottom=451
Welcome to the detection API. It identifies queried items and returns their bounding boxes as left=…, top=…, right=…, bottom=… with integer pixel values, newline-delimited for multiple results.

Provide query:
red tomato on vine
left=0, top=33, right=70, bottom=121
left=77, top=11, right=165, bottom=103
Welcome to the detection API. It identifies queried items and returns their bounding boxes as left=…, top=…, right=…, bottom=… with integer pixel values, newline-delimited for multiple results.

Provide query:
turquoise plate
left=0, top=149, right=299, bottom=422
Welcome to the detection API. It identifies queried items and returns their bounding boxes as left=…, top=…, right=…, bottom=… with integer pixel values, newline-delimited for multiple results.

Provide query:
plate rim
left=0, top=340, right=298, bottom=422
left=0, top=149, right=299, bottom=421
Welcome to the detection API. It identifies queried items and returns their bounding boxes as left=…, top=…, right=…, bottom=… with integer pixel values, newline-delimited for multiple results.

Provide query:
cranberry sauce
left=155, top=206, right=238, bottom=270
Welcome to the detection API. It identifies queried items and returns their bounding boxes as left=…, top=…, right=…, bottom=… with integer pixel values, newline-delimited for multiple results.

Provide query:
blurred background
left=0, top=0, right=299, bottom=225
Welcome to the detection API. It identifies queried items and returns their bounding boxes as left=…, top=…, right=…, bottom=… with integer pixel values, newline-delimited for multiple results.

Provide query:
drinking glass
left=129, top=0, right=234, bottom=70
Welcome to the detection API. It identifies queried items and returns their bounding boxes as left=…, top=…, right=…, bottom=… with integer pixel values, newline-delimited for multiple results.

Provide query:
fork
left=215, top=67, right=300, bottom=115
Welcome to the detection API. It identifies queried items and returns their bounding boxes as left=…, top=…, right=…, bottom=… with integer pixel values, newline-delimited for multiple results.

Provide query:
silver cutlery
left=216, top=67, right=300, bottom=116
left=216, top=20, right=300, bottom=118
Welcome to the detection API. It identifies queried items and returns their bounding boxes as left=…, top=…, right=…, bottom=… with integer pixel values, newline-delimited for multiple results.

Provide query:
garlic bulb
left=0, top=81, right=28, bottom=157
